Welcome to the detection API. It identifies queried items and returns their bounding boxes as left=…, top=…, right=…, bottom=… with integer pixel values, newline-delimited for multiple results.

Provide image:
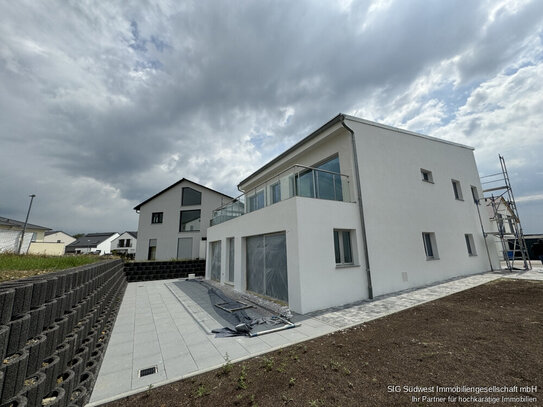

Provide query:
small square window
left=334, top=230, right=353, bottom=265
left=151, top=212, right=163, bottom=224
left=422, top=232, right=439, bottom=260
left=451, top=180, right=463, bottom=200
left=421, top=169, right=433, bottom=183
left=465, top=234, right=477, bottom=256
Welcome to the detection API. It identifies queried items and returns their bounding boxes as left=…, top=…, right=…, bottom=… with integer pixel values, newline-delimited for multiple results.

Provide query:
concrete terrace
left=88, top=266, right=543, bottom=406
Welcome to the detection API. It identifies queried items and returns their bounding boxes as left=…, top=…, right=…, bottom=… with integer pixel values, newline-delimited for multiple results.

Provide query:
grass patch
left=0, top=253, right=108, bottom=282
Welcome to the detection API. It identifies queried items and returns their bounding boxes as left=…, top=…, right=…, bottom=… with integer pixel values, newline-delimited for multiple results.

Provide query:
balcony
left=211, top=164, right=351, bottom=226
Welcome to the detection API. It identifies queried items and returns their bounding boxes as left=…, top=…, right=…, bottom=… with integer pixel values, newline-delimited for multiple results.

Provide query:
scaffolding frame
left=480, top=155, right=531, bottom=271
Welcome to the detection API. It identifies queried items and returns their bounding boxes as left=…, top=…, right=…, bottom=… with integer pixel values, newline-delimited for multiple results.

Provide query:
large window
left=148, top=239, right=157, bottom=260
left=248, top=190, right=265, bottom=212
left=316, top=155, right=343, bottom=201
left=210, top=241, right=221, bottom=281
left=270, top=182, right=281, bottom=204
left=422, top=232, right=438, bottom=260
left=296, top=155, right=343, bottom=201
left=182, top=187, right=201, bottom=206
left=334, top=230, right=353, bottom=265
left=227, top=237, right=235, bottom=283
left=180, top=210, right=201, bottom=231
left=246, top=233, right=288, bottom=302
left=151, top=212, right=163, bottom=224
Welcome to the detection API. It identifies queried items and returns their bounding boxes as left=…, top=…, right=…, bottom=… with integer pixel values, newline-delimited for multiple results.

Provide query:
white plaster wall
left=348, top=118, right=499, bottom=296
left=96, top=233, right=119, bottom=255
left=294, top=198, right=367, bottom=313
left=135, top=181, right=230, bottom=261
left=207, top=197, right=367, bottom=314
left=207, top=198, right=303, bottom=312
left=28, top=242, right=65, bottom=256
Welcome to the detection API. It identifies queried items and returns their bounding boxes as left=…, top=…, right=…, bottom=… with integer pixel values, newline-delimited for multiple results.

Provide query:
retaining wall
left=0, top=259, right=126, bottom=407
left=124, top=260, right=205, bottom=282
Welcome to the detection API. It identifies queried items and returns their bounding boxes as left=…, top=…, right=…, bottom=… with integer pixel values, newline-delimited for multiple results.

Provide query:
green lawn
left=0, top=253, right=108, bottom=282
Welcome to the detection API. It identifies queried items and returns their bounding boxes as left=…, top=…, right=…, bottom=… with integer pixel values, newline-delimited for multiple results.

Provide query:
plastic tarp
left=246, top=232, right=288, bottom=302
left=210, top=241, right=221, bottom=281
left=176, top=279, right=286, bottom=338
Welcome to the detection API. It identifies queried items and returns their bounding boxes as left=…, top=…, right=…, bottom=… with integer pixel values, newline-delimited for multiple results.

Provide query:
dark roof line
left=237, top=113, right=475, bottom=189
left=0, top=216, right=51, bottom=231
left=45, top=231, right=73, bottom=237
left=134, top=178, right=234, bottom=211
left=237, top=114, right=344, bottom=188
left=66, top=232, right=118, bottom=248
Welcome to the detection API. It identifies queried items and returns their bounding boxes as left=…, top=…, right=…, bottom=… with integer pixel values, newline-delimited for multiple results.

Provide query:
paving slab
left=88, top=268, right=543, bottom=406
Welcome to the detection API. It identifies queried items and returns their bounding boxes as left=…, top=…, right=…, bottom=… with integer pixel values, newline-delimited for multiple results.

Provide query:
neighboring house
left=207, top=114, right=500, bottom=314
left=111, top=231, right=138, bottom=259
left=0, top=216, right=51, bottom=253
left=28, top=230, right=78, bottom=256
left=65, top=233, right=120, bottom=255
left=44, top=231, right=76, bottom=245
left=134, top=179, right=233, bottom=261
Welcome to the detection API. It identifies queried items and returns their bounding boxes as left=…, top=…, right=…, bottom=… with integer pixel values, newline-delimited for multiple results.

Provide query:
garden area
left=0, top=253, right=108, bottom=282
left=106, top=278, right=542, bottom=407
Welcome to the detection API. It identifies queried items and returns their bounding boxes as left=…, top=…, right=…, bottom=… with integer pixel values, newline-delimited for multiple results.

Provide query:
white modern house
left=111, top=231, right=137, bottom=259
left=206, top=114, right=499, bottom=314
left=65, top=232, right=120, bottom=255
left=134, top=179, right=233, bottom=261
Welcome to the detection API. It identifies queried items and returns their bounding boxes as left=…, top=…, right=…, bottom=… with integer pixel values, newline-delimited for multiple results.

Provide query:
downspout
left=340, top=116, right=373, bottom=299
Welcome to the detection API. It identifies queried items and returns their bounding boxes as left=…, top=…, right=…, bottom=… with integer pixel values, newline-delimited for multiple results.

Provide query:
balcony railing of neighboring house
left=211, top=164, right=351, bottom=226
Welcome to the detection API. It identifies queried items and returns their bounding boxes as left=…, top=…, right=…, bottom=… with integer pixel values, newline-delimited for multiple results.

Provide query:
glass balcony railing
left=211, top=164, right=351, bottom=226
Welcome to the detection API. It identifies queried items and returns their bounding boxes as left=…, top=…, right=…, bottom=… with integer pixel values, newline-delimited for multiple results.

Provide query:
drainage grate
left=139, top=366, right=157, bottom=377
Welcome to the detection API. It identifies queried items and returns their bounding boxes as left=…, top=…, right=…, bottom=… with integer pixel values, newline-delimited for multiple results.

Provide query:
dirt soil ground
left=106, top=278, right=543, bottom=407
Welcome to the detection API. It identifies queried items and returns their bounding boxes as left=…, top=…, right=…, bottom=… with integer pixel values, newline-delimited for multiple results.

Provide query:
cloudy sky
left=1, top=0, right=542, bottom=235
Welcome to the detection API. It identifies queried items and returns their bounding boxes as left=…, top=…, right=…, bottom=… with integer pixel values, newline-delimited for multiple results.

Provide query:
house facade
left=65, top=232, right=120, bottom=255
left=206, top=114, right=499, bottom=314
left=111, top=231, right=137, bottom=259
left=0, top=216, right=51, bottom=253
left=134, top=179, right=233, bottom=261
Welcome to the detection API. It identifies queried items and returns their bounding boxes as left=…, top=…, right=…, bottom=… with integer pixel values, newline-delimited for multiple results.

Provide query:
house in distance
left=134, top=179, right=232, bottom=261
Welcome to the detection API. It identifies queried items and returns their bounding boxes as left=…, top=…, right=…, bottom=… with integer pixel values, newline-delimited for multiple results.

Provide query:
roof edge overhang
left=237, top=113, right=475, bottom=190
left=134, top=178, right=234, bottom=211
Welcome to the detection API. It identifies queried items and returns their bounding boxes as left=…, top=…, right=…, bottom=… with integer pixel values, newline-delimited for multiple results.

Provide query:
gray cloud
left=1, top=0, right=542, bottom=234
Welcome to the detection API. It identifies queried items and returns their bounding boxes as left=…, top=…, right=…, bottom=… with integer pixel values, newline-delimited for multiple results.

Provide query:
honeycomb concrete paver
left=88, top=267, right=543, bottom=406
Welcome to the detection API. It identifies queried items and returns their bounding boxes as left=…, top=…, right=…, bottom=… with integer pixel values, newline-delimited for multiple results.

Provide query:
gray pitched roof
left=66, top=232, right=118, bottom=248
left=134, top=178, right=233, bottom=211
left=0, top=216, right=51, bottom=231
left=44, top=230, right=73, bottom=237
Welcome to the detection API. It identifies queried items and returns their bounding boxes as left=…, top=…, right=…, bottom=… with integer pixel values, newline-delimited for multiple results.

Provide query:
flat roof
left=238, top=113, right=474, bottom=188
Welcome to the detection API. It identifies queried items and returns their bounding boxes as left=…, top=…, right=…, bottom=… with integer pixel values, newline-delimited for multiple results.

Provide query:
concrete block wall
left=0, top=259, right=126, bottom=407
left=124, top=260, right=205, bottom=282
